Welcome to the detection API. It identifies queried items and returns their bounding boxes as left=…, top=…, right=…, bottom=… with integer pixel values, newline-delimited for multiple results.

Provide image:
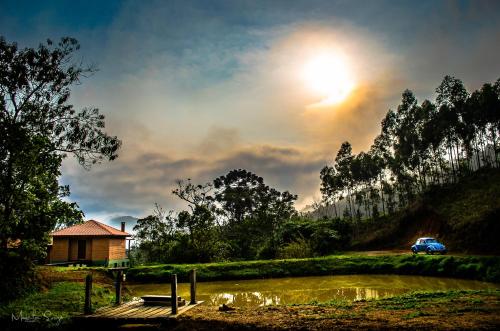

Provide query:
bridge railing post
left=115, top=270, right=123, bottom=305
left=84, top=274, right=92, bottom=314
left=189, top=269, right=197, bottom=304
left=171, top=274, right=178, bottom=314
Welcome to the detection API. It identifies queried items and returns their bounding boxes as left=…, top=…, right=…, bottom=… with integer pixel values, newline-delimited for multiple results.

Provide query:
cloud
left=58, top=8, right=424, bottom=220
left=62, top=143, right=325, bottom=219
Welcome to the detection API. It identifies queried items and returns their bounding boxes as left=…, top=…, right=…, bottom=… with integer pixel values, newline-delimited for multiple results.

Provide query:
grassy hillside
left=352, top=168, right=500, bottom=253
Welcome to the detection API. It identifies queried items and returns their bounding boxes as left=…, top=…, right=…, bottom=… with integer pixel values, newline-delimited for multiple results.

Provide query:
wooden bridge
left=76, top=269, right=202, bottom=326
left=80, top=297, right=203, bottom=323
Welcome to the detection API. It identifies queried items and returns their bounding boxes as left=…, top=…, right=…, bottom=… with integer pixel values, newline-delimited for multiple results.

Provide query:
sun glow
left=303, top=52, right=355, bottom=106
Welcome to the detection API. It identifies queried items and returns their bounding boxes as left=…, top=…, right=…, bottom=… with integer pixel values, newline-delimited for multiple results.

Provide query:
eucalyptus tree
left=435, top=76, right=469, bottom=179
left=389, top=90, right=421, bottom=203
left=320, top=164, right=343, bottom=218
left=369, top=133, right=393, bottom=214
left=468, top=81, right=500, bottom=167
left=334, top=142, right=355, bottom=218
left=317, top=75, right=498, bottom=222
left=420, top=99, right=447, bottom=183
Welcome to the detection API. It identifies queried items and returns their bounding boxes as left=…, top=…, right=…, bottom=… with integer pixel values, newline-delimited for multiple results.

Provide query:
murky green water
left=127, top=275, right=499, bottom=307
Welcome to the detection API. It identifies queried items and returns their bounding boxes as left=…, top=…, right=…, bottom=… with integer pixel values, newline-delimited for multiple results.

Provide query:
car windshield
left=425, top=239, right=437, bottom=243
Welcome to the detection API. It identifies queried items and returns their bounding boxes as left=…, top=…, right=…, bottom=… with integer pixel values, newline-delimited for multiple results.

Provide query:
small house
left=47, top=220, right=130, bottom=267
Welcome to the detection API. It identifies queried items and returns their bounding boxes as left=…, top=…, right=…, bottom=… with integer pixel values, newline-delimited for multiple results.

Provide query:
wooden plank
left=132, top=306, right=168, bottom=318
left=108, top=306, right=145, bottom=318
left=126, top=307, right=158, bottom=317
left=102, top=307, right=141, bottom=318
left=94, top=300, right=138, bottom=313
left=92, top=304, right=142, bottom=318
left=119, top=306, right=163, bottom=318
left=145, top=307, right=171, bottom=318
left=92, top=302, right=141, bottom=316
left=92, top=303, right=140, bottom=316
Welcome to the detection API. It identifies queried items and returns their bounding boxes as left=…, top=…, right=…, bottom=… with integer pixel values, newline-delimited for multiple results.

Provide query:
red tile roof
left=51, top=220, right=130, bottom=237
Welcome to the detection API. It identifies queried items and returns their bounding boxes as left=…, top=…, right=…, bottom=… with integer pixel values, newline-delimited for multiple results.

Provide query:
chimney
left=121, top=222, right=126, bottom=232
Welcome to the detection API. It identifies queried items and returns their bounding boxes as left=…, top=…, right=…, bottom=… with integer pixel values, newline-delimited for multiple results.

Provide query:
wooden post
left=84, top=274, right=92, bottom=314
left=115, top=270, right=123, bottom=305
left=189, top=269, right=197, bottom=304
left=171, top=274, right=178, bottom=315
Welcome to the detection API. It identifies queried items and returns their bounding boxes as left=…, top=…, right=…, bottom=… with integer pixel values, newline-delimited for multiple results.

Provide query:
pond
left=127, top=275, right=499, bottom=307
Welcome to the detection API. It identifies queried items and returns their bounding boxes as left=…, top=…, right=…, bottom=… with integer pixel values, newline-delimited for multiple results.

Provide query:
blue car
left=411, top=237, right=447, bottom=254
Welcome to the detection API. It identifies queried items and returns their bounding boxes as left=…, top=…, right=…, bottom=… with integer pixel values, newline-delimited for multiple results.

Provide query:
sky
left=1, top=0, right=500, bottom=222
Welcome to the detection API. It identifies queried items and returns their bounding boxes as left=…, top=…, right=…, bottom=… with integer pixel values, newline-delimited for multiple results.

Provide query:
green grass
left=289, top=289, right=500, bottom=322
left=50, top=266, right=107, bottom=272
left=127, top=254, right=500, bottom=283
left=0, top=281, right=117, bottom=320
left=374, top=290, right=471, bottom=310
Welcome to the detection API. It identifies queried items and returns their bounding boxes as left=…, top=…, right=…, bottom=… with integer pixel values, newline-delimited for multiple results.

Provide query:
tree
left=213, top=169, right=297, bottom=258
left=133, top=204, right=175, bottom=262
left=177, top=205, right=223, bottom=262
left=334, top=142, right=355, bottom=218
left=0, top=37, right=121, bottom=300
left=172, top=179, right=214, bottom=212
left=213, top=169, right=296, bottom=224
left=320, top=164, right=343, bottom=218
left=435, top=76, right=468, bottom=179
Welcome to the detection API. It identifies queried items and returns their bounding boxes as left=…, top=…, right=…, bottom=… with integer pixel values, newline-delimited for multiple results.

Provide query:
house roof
left=51, top=220, right=130, bottom=237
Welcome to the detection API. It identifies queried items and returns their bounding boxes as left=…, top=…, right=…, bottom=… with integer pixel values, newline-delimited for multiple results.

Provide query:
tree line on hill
left=319, top=76, right=500, bottom=221
left=133, top=75, right=500, bottom=264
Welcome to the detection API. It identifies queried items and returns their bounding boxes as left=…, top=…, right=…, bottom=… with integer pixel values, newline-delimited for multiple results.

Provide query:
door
left=78, top=240, right=86, bottom=260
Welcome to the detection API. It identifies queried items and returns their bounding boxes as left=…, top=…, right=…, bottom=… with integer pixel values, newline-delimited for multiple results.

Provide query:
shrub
left=277, top=238, right=313, bottom=259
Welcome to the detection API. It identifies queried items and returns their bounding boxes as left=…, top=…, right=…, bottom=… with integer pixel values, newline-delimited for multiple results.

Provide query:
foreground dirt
left=172, top=291, right=500, bottom=330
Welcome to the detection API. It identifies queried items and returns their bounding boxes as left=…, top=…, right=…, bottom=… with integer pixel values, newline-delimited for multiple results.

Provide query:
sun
left=303, top=52, right=355, bottom=106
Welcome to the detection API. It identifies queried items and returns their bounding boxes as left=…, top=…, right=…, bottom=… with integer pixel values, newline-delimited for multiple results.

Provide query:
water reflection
left=128, top=274, right=499, bottom=308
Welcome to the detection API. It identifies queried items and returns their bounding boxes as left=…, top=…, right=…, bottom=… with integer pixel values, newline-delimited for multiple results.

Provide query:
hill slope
left=352, top=168, right=500, bottom=254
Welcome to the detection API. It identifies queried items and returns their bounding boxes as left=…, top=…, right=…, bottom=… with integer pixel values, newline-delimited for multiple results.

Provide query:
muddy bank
left=170, top=290, right=500, bottom=330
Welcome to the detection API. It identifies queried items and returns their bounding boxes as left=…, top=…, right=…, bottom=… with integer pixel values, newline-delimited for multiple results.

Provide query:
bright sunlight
left=303, top=52, right=355, bottom=106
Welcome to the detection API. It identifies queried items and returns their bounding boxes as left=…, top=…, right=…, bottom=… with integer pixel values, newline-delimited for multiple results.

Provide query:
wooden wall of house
left=69, top=239, right=78, bottom=260
left=86, top=239, right=92, bottom=259
left=49, top=237, right=127, bottom=263
left=91, top=238, right=110, bottom=261
left=109, top=238, right=126, bottom=260
left=49, top=238, right=69, bottom=262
